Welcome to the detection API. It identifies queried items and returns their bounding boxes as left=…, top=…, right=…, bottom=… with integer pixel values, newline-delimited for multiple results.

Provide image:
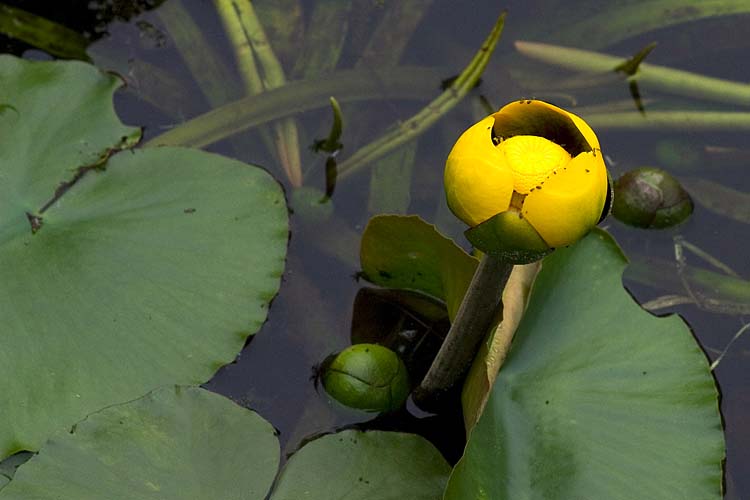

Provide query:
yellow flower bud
left=444, top=100, right=611, bottom=261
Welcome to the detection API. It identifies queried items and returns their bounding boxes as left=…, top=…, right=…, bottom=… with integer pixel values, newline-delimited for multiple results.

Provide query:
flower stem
left=413, top=254, right=513, bottom=411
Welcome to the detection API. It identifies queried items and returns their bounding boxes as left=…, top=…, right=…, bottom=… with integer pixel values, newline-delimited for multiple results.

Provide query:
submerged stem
left=414, top=254, right=513, bottom=411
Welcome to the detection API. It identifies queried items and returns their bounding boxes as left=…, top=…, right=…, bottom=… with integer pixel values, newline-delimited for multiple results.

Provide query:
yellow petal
left=517, top=100, right=601, bottom=151
left=497, top=135, right=571, bottom=194
left=522, top=151, right=608, bottom=247
left=444, top=116, right=514, bottom=226
left=555, top=107, right=601, bottom=152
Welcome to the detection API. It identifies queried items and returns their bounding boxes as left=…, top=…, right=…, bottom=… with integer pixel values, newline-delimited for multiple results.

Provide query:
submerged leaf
left=682, top=177, right=750, bottom=224
left=367, top=141, right=417, bottom=215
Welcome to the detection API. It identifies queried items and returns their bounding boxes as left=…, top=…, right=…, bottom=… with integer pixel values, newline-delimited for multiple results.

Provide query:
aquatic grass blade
left=156, top=0, right=241, bottom=107
left=515, top=40, right=750, bottom=107
left=335, top=11, right=507, bottom=181
left=0, top=3, right=88, bottom=60
left=214, top=0, right=303, bottom=186
left=291, top=0, right=352, bottom=78
left=545, top=0, right=750, bottom=49
left=583, top=111, right=750, bottom=130
left=144, top=67, right=444, bottom=148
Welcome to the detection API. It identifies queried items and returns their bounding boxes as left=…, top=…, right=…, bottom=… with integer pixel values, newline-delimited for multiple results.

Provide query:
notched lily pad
left=0, top=386, right=280, bottom=500
left=445, top=229, right=724, bottom=499
left=0, top=56, right=288, bottom=457
left=270, top=430, right=451, bottom=500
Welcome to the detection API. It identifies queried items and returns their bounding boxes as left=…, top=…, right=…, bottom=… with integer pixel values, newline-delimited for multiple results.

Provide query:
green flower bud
left=322, top=344, right=410, bottom=413
left=612, top=167, right=693, bottom=228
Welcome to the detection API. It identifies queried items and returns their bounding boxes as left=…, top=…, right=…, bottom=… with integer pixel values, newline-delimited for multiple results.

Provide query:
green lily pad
left=360, top=215, right=477, bottom=321
left=269, top=430, right=451, bottom=500
left=0, top=386, right=280, bottom=499
left=0, top=56, right=288, bottom=457
left=445, top=229, right=724, bottom=499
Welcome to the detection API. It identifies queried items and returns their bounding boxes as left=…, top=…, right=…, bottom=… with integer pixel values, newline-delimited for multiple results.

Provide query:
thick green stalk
left=414, top=254, right=513, bottom=411
left=515, top=40, right=750, bottom=108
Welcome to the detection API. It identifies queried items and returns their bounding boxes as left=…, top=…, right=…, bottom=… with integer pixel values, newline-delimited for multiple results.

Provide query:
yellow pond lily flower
left=444, top=100, right=611, bottom=260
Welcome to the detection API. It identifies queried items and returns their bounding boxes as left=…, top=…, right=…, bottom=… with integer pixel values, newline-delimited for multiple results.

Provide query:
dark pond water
left=4, top=0, right=749, bottom=496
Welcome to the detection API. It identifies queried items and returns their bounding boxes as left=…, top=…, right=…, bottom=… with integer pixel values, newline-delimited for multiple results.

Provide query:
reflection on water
left=4, top=0, right=749, bottom=495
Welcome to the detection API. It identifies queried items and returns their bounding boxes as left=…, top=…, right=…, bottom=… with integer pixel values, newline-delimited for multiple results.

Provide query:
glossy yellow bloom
left=444, top=100, right=610, bottom=257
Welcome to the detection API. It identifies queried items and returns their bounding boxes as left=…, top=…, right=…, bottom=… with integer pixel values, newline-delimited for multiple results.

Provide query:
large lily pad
left=445, top=229, right=724, bottom=499
left=0, top=56, right=288, bottom=456
left=0, top=386, right=280, bottom=499
left=269, top=430, right=451, bottom=499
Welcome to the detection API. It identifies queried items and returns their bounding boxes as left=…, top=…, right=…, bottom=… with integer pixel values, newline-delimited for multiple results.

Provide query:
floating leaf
left=445, top=229, right=724, bottom=499
left=269, top=430, right=450, bottom=500
left=0, top=56, right=288, bottom=457
left=360, top=215, right=477, bottom=321
left=0, top=387, right=279, bottom=499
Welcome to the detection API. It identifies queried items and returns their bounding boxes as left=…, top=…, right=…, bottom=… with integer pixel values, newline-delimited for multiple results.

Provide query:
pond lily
left=323, top=344, right=410, bottom=413
left=444, top=100, right=611, bottom=262
left=415, top=100, right=611, bottom=410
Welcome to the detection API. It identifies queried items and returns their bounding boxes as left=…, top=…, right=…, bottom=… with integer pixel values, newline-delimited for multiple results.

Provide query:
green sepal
left=465, top=211, right=552, bottom=264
